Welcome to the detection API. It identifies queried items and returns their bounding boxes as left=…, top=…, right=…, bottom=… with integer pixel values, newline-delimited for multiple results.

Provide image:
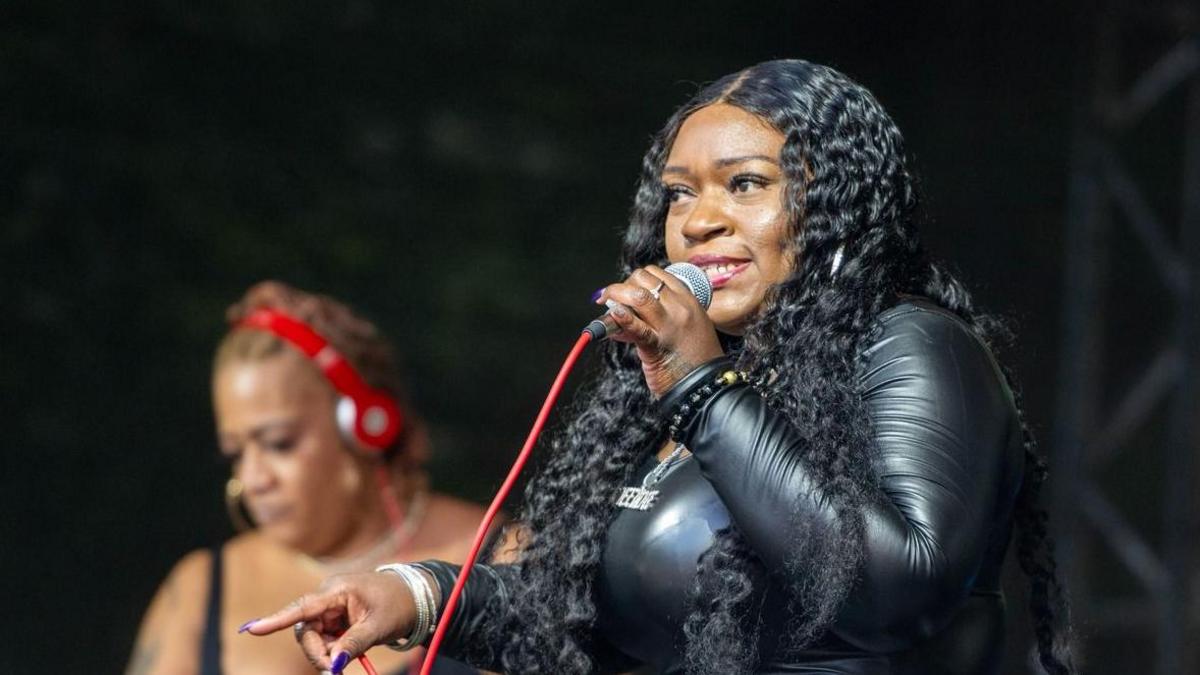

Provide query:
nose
left=679, top=190, right=733, bottom=244
left=237, top=445, right=276, bottom=495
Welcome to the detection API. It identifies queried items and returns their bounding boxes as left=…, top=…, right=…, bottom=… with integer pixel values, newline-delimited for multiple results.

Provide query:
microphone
left=583, top=262, right=713, bottom=341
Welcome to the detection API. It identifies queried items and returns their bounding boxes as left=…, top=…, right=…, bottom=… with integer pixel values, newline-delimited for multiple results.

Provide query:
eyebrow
left=662, top=154, right=781, bottom=175
left=715, top=154, right=779, bottom=168
left=219, top=419, right=299, bottom=445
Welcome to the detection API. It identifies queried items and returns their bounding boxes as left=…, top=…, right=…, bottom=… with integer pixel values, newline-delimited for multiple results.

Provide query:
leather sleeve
left=412, top=560, right=514, bottom=671
left=414, top=561, right=638, bottom=673
left=677, top=303, right=1021, bottom=652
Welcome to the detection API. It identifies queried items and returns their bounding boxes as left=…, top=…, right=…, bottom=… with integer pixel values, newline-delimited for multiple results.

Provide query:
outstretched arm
left=243, top=568, right=422, bottom=672
left=244, top=561, right=525, bottom=673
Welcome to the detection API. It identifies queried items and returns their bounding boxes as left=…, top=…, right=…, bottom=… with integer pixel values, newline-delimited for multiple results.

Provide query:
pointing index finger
left=242, top=592, right=338, bottom=636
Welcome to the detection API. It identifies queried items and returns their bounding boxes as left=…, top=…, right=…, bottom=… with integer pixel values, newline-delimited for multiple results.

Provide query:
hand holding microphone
left=592, top=262, right=724, bottom=399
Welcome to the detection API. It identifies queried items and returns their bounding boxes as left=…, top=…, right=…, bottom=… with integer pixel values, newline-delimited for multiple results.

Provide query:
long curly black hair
left=492, top=60, right=1072, bottom=674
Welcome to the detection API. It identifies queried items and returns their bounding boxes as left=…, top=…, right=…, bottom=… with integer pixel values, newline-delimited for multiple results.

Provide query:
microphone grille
left=664, top=262, right=713, bottom=309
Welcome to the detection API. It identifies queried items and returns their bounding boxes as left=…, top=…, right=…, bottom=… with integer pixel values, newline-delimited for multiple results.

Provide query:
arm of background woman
left=679, top=304, right=1022, bottom=652
left=125, top=550, right=214, bottom=675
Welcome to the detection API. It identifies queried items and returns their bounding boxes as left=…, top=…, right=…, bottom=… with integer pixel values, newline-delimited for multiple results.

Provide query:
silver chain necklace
left=615, top=442, right=688, bottom=511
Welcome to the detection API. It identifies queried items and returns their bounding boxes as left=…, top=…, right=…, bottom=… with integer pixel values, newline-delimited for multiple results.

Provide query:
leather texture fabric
left=422, top=299, right=1024, bottom=674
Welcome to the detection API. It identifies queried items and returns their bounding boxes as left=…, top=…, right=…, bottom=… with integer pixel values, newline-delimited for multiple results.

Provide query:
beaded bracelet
left=663, top=362, right=748, bottom=441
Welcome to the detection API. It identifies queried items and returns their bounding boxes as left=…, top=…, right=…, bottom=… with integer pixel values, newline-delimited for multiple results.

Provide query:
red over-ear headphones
left=236, top=308, right=403, bottom=455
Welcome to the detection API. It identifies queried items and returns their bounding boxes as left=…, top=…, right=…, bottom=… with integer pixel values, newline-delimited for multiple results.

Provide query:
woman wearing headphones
left=126, top=281, right=491, bottom=675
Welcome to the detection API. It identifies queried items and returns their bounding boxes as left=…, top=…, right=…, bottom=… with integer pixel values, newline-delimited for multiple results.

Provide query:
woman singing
left=242, top=60, right=1073, bottom=674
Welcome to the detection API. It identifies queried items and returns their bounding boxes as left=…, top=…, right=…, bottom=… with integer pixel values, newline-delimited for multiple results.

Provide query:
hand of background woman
left=241, top=571, right=417, bottom=673
left=598, top=265, right=724, bottom=398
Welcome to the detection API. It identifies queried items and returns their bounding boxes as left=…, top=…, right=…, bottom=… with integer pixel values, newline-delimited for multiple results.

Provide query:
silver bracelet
left=409, top=563, right=439, bottom=631
left=409, top=564, right=438, bottom=644
left=375, top=563, right=438, bottom=651
left=376, top=564, right=434, bottom=651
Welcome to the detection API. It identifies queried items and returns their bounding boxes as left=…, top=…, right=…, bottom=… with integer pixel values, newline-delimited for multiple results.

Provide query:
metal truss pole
left=1052, top=2, right=1199, bottom=673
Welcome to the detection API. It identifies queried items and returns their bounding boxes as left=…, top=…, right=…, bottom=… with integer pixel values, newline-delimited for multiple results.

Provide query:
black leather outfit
left=422, top=300, right=1024, bottom=674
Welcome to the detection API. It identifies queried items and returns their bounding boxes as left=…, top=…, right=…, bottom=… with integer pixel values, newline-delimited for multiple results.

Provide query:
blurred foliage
left=0, top=1, right=1094, bottom=671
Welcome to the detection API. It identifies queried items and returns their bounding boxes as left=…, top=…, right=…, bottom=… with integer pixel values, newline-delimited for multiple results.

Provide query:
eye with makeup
left=663, top=182, right=694, bottom=204
left=729, top=173, right=772, bottom=194
left=662, top=173, right=773, bottom=204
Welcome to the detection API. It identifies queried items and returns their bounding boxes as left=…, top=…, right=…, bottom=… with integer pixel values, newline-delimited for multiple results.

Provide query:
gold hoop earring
left=225, top=477, right=254, bottom=532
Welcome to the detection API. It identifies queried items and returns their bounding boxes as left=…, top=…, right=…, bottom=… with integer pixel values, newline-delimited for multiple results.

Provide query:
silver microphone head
left=664, top=262, right=713, bottom=309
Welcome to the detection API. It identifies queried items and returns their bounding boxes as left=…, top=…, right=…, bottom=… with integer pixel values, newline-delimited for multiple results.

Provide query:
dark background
left=2, top=1, right=1192, bottom=672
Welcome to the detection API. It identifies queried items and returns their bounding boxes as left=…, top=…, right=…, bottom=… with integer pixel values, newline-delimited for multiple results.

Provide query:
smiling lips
left=689, top=255, right=751, bottom=289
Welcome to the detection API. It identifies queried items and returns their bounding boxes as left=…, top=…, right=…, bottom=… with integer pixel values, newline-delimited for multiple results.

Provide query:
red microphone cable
left=356, top=332, right=591, bottom=675
left=355, top=266, right=709, bottom=675
left=401, top=330, right=594, bottom=675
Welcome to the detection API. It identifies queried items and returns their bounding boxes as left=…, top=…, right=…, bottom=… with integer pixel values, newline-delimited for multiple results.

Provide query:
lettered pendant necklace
left=616, top=443, right=689, bottom=511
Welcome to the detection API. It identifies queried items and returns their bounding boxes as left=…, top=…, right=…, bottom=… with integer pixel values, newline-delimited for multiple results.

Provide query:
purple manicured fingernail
left=237, top=619, right=258, bottom=634
left=590, top=288, right=604, bottom=303
left=331, top=651, right=350, bottom=674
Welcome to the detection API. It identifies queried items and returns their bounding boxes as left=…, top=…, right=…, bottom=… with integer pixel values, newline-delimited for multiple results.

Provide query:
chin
left=260, top=522, right=305, bottom=550
left=708, top=304, right=753, bottom=336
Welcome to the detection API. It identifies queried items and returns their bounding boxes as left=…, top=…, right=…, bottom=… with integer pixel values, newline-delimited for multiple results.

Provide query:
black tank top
left=200, top=545, right=221, bottom=675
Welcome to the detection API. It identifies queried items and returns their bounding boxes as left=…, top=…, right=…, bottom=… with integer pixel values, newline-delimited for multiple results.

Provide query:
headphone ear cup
left=336, top=395, right=370, bottom=453
left=336, top=394, right=401, bottom=455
